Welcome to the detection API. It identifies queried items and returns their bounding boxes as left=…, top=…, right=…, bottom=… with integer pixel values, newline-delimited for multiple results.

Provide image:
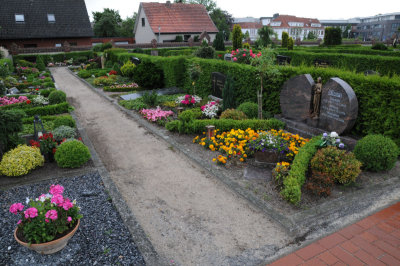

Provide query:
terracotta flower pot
left=14, top=219, right=80, bottom=255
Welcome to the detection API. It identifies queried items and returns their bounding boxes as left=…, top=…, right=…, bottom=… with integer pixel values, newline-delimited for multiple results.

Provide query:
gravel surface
left=0, top=171, right=145, bottom=266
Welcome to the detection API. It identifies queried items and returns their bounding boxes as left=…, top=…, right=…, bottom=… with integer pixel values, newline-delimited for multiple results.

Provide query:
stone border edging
left=69, top=104, right=164, bottom=265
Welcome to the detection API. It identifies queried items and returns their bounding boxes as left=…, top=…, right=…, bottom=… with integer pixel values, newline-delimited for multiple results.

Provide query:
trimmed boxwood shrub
left=0, top=145, right=44, bottom=176
left=220, top=109, right=247, bottom=120
left=55, top=140, right=91, bottom=168
left=237, top=102, right=258, bottom=119
left=53, top=115, right=76, bottom=128
left=132, top=61, right=164, bottom=89
left=354, top=135, right=399, bottom=171
left=48, top=90, right=67, bottom=105
left=120, top=61, right=136, bottom=78
left=24, top=102, right=71, bottom=116
left=78, top=69, right=92, bottom=78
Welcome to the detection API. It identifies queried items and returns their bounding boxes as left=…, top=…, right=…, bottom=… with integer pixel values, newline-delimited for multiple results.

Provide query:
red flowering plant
left=9, top=184, right=82, bottom=244
left=108, top=70, right=118, bottom=76
left=231, top=49, right=261, bottom=64
left=39, top=132, right=57, bottom=155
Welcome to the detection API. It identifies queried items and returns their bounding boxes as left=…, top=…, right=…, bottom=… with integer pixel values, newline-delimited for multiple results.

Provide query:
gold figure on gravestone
left=311, top=77, right=322, bottom=118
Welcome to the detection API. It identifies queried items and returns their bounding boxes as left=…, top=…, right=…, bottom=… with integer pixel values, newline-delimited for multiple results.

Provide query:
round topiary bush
left=0, top=145, right=44, bottom=176
left=220, top=109, right=247, bottom=120
left=237, top=102, right=258, bottom=119
left=55, top=140, right=91, bottom=168
left=52, top=125, right=77, bottom=142
left=48, top=90, right=66, bottom=105
left=354, top=134, right=399, bottom=171
left=311, top=146, right=362, bottom=185
left=53, top=116, right=76, bottom=129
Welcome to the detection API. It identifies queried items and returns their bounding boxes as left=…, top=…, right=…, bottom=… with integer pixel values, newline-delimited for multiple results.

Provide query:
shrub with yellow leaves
left=0, top=145, right=44, bottom=176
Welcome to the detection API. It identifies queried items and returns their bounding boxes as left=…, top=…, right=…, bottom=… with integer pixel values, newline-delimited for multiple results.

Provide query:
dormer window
left=142, top=18, right=145, bottom=27
left=15, top=14, right=25, bottom=23
left=48, top=14, right=55, bottom=23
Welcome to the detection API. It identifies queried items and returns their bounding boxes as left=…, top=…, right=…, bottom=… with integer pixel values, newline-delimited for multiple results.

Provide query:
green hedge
left=277, top=50, right=400, bottom=76
left=165, top=118, right=285, bottom=134
left=281, top=136, right=321, bottom=204
left=278, top=47, right=400, bottom=57
left=103, top=86, right=139, bottom=92
left=21, top=114, right=72, bottom=124
left=23, top=102, right=71, bottom=116
left=0, top=58, right=14, bottom=73
left=13, top=51, right=95, bottom=65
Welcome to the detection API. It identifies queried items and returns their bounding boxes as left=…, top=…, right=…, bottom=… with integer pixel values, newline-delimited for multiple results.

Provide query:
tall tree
left=175, top=0, right=216, bottom=12
left=119, top=13, right=137, bottom=37
left=93, top=9, right=122, bottom=37
left=256, top=26, right=275, bottom=47
left=232, top=24, right=243, bottom=50
left=209, top=8, right=233, bottom=40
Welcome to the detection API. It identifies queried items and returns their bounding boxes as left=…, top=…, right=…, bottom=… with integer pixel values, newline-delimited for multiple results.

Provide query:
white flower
left=330, top=132, right=338, bottom=138
left=25, top=197, right=30, bottom=204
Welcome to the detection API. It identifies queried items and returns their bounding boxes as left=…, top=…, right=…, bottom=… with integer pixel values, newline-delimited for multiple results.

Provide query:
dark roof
left=0, top=0, right=93, bottom=40
left=140, top=2, right=218, bottom=34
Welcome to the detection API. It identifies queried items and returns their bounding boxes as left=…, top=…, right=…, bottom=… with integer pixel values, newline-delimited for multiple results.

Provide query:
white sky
left=84, top=0, right=399, bottom=21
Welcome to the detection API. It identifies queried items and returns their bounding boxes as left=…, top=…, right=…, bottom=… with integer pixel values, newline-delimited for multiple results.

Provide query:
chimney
left=166, top=1, right=171, bottom=7
left=273, top=13, right=279, bottom=19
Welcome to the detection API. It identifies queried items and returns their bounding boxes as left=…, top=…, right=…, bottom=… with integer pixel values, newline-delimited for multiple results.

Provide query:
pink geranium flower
left=9, top=203, right=24, bottom=214
left=24, top=207, right=38, bottom=219
left=45, top=210, right=58, bottom=221
left=67, top=217, right=72, bottom=222
left=49, top=184, right=64, bottom=195
left=51, top=194, right=64, bottom=206
left=233, top=57, right=237, bottom=61
left=61, top=199, right=74, bottom=211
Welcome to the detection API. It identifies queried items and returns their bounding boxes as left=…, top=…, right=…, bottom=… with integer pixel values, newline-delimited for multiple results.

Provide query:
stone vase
left=14, top=219, right=80, bottom=255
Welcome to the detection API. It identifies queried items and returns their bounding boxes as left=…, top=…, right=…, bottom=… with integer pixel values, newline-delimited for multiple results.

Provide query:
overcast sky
left=84, top=0, right=399, bottom=21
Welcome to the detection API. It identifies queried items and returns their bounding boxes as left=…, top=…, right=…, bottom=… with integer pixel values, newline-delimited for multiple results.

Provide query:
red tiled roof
left=235, top=22, right=263, bottom=29
left=271, top=15, right=323, bottom=29
left=141, top=2, right=218, bottom=33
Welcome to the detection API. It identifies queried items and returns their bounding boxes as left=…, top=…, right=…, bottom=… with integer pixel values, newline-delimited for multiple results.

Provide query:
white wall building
left=269, top=14, right=324, bottom=40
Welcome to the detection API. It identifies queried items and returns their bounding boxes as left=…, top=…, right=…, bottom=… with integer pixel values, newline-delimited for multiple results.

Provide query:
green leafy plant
left=213, top=31, right=225, bottom=51
left=93, top=75, right=117, bottom=86
left=194, top=46, right=215, bottom=59
left=119, top=99, right=148, bottom=111
left=132, top=61, right=164, bottom=89
left=9, top=184, right=82, bottom=244
left=55, top=140, right=91, bottom=168
left=53, top=116, right=76, bottom=129
left=38, top=132, right=57, bottom=155
left=281, top=32, right=289, bottom=48
left=120, top=61, right=136, bottom=78
left=53, top=126, right=77, bottom=142
left=48, top=90, right=67, bottom=105
left=311, top=146, right=362, bottom=185
left=237, top=102, right=258, bottom=119
left=0, top=109, right=25, bottom=155
left=141, top=92, right=159, bottom=107
left=0, top=145, right=44, bottom=176
left=354, top=134, right=399, bottom=171
left=220, top=109, right=247, bottom=120
left=371, top=42, right=388, bottom=50
left=287, top=37, right=294, bottom=50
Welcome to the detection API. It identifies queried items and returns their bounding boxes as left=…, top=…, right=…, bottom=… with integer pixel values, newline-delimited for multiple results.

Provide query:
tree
left=256, top=26, right=275, bottom=47
left=281, top=32, right=289, bottom=48
left=212, top=31, right=225, bottom=51
left=232, top=24, right=243, bottom=50
left=287, top=37, right=294, bottom=50
left=119, top=13, right=137, bottom=37
left=208, top=8, right=233, bottom=40
left=243, top=30, right=250, bottom=41
left=324, top=27, right=342, bottom=45
left=93, top=9, right=122, bottom=37
left=342, top=24, right=351, bottom=39
left=251, top=48, right=280, bottom=119
left=307, top=31, right=317, bottom=40
left=175, top=0, right=216, bottom=12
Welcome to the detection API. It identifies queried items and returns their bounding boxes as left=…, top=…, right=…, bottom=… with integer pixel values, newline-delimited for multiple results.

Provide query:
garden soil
left=51, top=68, right=290, bottom=265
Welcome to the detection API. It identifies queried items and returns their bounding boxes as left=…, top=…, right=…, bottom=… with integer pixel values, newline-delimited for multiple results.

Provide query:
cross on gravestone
left=211, top=72, right=226, bottom=99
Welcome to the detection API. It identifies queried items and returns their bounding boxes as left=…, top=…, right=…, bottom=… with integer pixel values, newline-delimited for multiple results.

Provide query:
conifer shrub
left=48, top=90, right=66, bottom=105
left=222, top=75, right=235, bottom=110
left=237, top=102, right=258, bottom=119
left=281, top=32, right=289, bottom=48
left=354, top=134, right=399, bottom=171
left=120, top=61, right=136, bottom=78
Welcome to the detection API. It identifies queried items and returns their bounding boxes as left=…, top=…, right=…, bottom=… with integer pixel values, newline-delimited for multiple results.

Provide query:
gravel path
left=0, top=172, right=145, bottom=266
left=51, top=67, right=290, bottom=265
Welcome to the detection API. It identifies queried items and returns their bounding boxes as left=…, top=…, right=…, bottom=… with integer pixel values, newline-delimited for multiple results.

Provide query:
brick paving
left=269, top=202, right=400, bottom=265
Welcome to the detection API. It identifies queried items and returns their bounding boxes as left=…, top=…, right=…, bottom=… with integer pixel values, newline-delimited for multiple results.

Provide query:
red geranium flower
left=26, top=99, right=31, bottom=104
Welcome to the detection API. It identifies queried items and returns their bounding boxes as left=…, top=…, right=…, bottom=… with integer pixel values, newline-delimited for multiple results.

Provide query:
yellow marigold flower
left=201, top=142, right=205, bottom=146
left=212, top=158, right=216, bottom=162
left=243, top=154, right=247, bottom=158
left=209, top=144, right=214, bottom=149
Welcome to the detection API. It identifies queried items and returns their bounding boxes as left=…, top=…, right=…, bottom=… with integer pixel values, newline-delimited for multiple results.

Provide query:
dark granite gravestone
left=276, top=55, right=291, bottom=65
left=318, top=78, right=358, bottom=134
left=280, top=74, right=315, bottom=122
left=211, top=72, right=226, bottom=98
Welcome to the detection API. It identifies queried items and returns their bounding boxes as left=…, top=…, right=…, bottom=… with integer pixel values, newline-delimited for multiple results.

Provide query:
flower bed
left=103, top=83, right=139, bottom=92
left=140, top=107, right=174, bottom=125
left=0, top=96, right=29, bottom=106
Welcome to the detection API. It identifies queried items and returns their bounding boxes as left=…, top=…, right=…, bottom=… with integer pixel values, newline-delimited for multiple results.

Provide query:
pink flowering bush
left=140, top=107, right=174, bottom=125
left=9, top=184, right=82, bottom=244
left=175, top=94, right=202, bottom=107
left=0, top=96, right=29, bottom=106
left=231, top=49, right=262, bottom=64
left=201, top=101, right=220, bottom=118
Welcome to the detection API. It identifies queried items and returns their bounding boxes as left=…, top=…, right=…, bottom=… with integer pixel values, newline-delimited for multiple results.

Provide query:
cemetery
left=1, top=41, right=400, bottom=264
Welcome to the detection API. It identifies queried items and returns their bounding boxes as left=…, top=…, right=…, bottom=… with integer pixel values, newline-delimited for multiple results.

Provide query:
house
left=269, top=14, right=324, bottom=40
left=320, top=18, right=360, bottom=39
left=353, top=12, right=400, bottom=41
left=0, top=0, right=93, bottom=49
left=134, top=1, right=218, bottom=43
left=233, top=18, right=263, bottom=41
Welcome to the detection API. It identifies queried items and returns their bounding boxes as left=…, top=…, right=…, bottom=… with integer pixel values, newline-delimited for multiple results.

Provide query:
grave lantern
left=33, top=115, right=46, bottom=140
left=176, top=106, right=184, bottom=115
left=205, top=125, right=215, bottom=140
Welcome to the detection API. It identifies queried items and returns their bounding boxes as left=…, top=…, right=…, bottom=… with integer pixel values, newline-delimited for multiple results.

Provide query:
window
left=270, top=22, right=281, bottom=27
left=142, top=18, right=145, bottom=27
left=69, top=42, right=77, bottom=46
left=392, top=23, right=400, bottom=29
left=55, top=43, right=62, bottom=47
left=15, top=14, right=24, bottom=23
left=47, top=14, right=55, bottom=23
left=24, top=44, right=37, bottom=48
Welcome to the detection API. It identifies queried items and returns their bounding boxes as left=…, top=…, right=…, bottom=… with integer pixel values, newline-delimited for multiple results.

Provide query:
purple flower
left=323, top=133, right=328, bottom=138
left=336, top=139, right=341, bottom=143
left=339, top=143, right=345, bottom=149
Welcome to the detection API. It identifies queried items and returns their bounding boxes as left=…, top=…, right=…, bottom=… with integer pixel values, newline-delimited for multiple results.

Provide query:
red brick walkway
left=269, top=202, right=400, bottom=265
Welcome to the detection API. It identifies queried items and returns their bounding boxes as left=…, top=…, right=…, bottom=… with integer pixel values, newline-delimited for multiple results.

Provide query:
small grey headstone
left=224, top=53, right=232, bottom=61
left=120, top=87, right=184, bottom=101
left=150, top=50, right=159, bottom=56
left=8, top=87, right=20, bottom=94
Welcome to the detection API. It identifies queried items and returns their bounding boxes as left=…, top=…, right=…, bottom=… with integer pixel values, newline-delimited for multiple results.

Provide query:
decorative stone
left=224, top=53, right=232, bottom=61
left=280, top=74, right=314, bottom=122
left=8, top=87, right=20, bottom=94
left=211, top=72, right=226, bottom=99
left=318, top=78, right=358, bottom=134
left=243, top=167, right=272, bottom=181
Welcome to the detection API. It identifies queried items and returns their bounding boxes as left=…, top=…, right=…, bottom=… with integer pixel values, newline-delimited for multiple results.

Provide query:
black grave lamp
left=33, top=115, right=46, bottom=140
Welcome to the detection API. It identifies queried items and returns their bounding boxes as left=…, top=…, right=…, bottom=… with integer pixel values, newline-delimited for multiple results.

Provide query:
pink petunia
left=49, top=184, right=64, bottom=195
left=67, top=217, right=72, bottom=222
left=61, top=199, right=74, bottom=211
left=9, top=203, right=24, bottom=214
left=45, top=210, right=58, bottom=221
left=51, top=194, right=64, bottom=206
left=24, top=207, right=38, bottom=219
